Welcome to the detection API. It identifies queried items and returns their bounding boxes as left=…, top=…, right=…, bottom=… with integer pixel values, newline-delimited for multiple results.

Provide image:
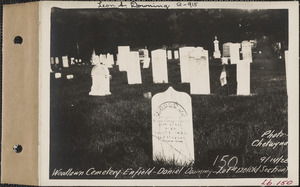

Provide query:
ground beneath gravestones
left=50, top=55, right=288, bottom=179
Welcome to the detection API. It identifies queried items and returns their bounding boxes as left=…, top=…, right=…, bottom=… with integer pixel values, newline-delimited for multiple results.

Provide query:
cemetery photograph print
left=49, top=6, right=288, bottom=179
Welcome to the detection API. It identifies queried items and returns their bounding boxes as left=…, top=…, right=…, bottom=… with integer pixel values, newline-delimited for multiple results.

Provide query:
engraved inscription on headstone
left=152, top=87, right=194, bottom=166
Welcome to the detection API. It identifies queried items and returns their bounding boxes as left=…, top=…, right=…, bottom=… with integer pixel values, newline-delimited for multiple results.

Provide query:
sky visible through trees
left=51, top=8, right=288, bottom=61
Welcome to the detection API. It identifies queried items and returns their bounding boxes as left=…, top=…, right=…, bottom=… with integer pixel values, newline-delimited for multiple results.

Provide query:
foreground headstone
left=152, top=86, right=194, bottom=165
left=89, top=64, right=111, bottom=96
left=118, top=46, right=130, bottom=71
left=127, top=51, right=142, bottom=84
left=179, top=47, right=194, bottom=83
left=236, top=60, right=250, bottom=95
left=151, top=49, right=168, bottom=83
left=229, top=43, right=241, bottom=64
left=213, top=36, right=221, bottom=59
left=62, top=56, right=69, bottom=68
left=189, top=47, right=210, bottom=94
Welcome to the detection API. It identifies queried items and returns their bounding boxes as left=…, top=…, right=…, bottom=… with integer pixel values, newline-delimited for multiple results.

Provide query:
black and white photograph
left=41, top=1, right=298, bottom=185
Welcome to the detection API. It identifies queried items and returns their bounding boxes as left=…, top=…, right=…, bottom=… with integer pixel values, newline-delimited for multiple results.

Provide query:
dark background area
left=50, top=8, right=288, bottom=62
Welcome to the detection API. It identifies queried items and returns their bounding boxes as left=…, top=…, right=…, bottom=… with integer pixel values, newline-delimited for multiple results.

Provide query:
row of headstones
left=90, top=42, right=253, bottom=96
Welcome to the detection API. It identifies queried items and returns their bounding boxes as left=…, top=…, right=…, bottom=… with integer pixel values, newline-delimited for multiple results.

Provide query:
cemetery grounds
left=50, top=51, right=287, bottom=179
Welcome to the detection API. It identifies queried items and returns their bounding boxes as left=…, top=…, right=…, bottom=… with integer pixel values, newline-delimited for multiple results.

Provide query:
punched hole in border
left=14, top=36, right=23, bottom=44
left=13, top=144, right=23, bottom=153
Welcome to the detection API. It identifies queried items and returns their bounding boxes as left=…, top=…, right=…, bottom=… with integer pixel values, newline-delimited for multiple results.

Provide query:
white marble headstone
left=213, top=37, right=221, bottom=59
left=189, top=47, right=210, bottom=94
left=179, top=47, right=195, bottom=83
left=62, top=56, right=69, bottom=68
left=152, top=86, right=194, bottom=166
left=92, top=53, right=100, bottom=65
left=236, top=60, right=250, bottom=95
left=127, top=51, right=142, bottom=84
left=151, top=49, right=168, bottom=83
left=118, top=46, right=130, bottom=72
left=50, top=57, right=54, bottom=65
left=89, top=64, right=111, bottom=96
left=174, top=50, right=179, bottom=59
left=167, top=50, right=172, bottom=60
left=242, top=41, right=252, bottom=63
left=106, top=53, right=114, bottom=68
left=222, top=42, right=232, bottom=58
left=55, top=57, right=59, bottom=65
left=229, top=43, right=241, bottom=65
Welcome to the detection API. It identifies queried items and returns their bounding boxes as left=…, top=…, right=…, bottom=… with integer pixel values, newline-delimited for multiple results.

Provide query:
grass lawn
left=50, top=54, right=288, bottom=179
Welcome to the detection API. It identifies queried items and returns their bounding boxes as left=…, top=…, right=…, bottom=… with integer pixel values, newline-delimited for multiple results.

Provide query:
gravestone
left=54, top=72, right=61, bottom=79
left=229, top=43, right=241, bottom=64
left=140, top=49, right=151, bottom=68
left=236, top=60, right=250, bottom=95
left=152, top=86, right=194, bottom=165
left=62, top=56, right=69, bottom=68
left=118, top=46, right=130, bottom=71
left=99, top=54, right=107, bottom=65
left=179, top=47, right=195, bottom=83
left=116, top=54, right=119, bottom=65
left=143, top=57, right=151, bottom=68
left=70, top=57, right=75, bottom=65
left=189, top=47, right=210, bottom=94
left=66, top=74, right=73, bottom=79
left=213, top=36, right=221, bottom=59
left=151, top=49, right=168, bottom=83
left=222, top=42, right=232, bottom=58
left=221, top=57, right=228, bottom=65
left=106, top=53, right=114, bottom=68
left=127, top=51, right=142, bottom=84
left=167, top=50, right=172, bottom=60
left=89, top=64, right=111, bottom=96
left=241, top=41, right=252, bottom=63
left=55, top=57, right=59, bottom=65
left=174, top=50, right=179, bottom=59
left=91, top=52, right=100, bottom=65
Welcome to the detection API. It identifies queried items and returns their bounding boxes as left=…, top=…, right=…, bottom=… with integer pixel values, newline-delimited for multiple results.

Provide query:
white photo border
left=39, top=1, right=299, bottom=186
